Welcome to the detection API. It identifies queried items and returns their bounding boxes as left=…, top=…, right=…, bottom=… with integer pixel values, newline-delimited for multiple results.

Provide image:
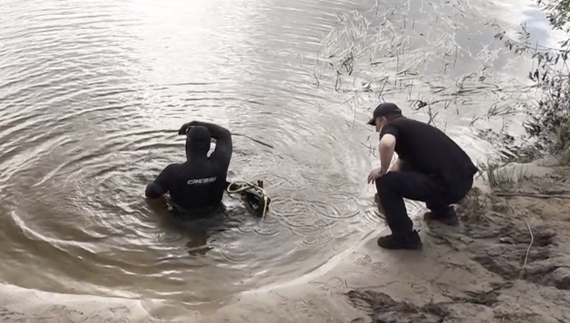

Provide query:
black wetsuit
left=375, top=116, right=478, bottom=235
left=145, top=121, right=233, bottom=211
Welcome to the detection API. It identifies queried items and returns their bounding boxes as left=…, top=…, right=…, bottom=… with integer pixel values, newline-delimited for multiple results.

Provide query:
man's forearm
left=379, top=145, right=393, bottom=173
left=378, top=134, right=396, bottom=173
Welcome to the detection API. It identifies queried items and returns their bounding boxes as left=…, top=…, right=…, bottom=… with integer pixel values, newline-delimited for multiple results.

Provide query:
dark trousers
left=375, top=169, right=473, bottom=234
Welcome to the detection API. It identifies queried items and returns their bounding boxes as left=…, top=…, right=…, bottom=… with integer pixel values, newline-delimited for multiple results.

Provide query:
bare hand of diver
left=367, top=168, right=385, bottom=184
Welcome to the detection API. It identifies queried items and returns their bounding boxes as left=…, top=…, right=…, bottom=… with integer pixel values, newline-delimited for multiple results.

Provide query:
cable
left=226, top=181, right=269, bottom=218
left=227, top=181, right=269, bottom=218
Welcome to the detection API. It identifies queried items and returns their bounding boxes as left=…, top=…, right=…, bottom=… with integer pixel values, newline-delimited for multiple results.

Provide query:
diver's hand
left=178, top=121, right=198, bottom=135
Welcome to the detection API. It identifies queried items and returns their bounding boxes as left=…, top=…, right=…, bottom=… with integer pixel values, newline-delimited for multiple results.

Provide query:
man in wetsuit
left=145, top=120, right=233, bottom=212
left=367, top=103, right=478, bottom=250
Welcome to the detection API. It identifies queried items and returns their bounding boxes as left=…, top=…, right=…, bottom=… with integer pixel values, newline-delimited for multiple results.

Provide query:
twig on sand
left=522, top=220, right=534, bottom=269
left=495, top=192, right=570, bottom=199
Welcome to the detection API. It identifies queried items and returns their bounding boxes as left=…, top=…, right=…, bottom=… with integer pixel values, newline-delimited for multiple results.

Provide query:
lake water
left=0, top=0, right=557, bottom=307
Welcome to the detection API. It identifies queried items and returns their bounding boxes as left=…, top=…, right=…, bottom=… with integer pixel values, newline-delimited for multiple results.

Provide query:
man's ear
left=375, top=117, right=382, bottom=131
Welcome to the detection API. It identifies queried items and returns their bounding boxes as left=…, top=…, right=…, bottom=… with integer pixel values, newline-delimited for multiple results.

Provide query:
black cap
left=367, top=103, right=402, bottom=126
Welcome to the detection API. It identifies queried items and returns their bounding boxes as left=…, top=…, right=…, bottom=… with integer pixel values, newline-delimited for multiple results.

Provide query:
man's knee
left=447, top=177, right=474, bottom=202
left=375, top=172, right=398, bottom=195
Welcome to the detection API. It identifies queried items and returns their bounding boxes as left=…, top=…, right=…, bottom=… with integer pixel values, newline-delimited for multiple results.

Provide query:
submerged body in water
left=146, top=120, right=271, bottom=220
left=145, top=121, right=233, bottom=211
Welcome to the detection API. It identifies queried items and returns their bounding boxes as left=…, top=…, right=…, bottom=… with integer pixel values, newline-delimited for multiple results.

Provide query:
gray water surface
left=0, top=0, right=554, bottom=305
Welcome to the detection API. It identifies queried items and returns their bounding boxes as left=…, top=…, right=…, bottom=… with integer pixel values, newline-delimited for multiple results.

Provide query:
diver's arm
left=210, top=126, right=233, bottom=170
left=144, top=165, right=175, bottom=199
left=145, top=181, right=166, bottom=199
left=178, top=121, right=231, bottom=140
left=179, top=121, right=233, bottom=169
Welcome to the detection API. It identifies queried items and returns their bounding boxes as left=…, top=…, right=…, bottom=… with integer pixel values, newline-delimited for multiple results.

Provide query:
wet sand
left=2, top=157, right=569, bottom=322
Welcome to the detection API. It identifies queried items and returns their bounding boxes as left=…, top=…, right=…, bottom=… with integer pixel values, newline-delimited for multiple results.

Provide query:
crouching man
left=367, top=103, right=478, bottom=250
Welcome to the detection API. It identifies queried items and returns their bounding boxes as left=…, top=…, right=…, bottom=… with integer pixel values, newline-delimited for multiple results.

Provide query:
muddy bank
left=348, top=158, right=570, bottom=323
left=2, top=158, right=570, bottom=322
left=212, top=157, right=570, bottom=323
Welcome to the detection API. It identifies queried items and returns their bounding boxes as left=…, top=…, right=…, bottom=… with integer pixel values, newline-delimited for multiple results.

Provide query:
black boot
left=377, top=230, right=422, bottom=250
left=424, top=206, right=458, bottom=226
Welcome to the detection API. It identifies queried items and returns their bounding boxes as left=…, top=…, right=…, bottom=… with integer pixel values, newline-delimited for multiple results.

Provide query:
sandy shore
left=2, top=157, right=570, bottom=322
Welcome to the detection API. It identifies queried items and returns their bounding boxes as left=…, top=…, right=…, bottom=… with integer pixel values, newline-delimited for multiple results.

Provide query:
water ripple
left=218, top=242, right=253, bottom=264
left=271, top=197, right=336, bottom=234
left=299, top=229, right=334, bottom=248
left=359, top=207, right=383, bottom=227
left=254, top=220, right=280, bottom=237
left=0, top=0, right=511, bottom=303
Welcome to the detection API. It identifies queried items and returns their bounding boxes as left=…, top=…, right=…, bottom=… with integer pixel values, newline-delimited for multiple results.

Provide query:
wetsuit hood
left=186, top=126, right=211, bottom=159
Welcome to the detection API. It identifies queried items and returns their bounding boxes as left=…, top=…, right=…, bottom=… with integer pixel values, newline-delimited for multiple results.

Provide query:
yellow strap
left=226, top=181, right=269, bottom=218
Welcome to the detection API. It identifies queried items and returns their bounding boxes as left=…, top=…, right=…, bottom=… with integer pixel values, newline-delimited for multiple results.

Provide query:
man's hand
left=178, top=121, right=198, bottom=135
left=367, top=168, right=386, bottom=184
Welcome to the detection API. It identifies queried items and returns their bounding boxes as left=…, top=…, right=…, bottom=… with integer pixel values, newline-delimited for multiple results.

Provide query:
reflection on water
left=0, top=0, right=556, bottom=305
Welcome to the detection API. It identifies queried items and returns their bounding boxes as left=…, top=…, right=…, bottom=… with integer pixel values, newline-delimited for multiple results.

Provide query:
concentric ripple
left=253, top=219, right=281, bottom=237
left=270, top=197, right=337, bottom=234
left=0, top=0, right=377, bottom=302
left=218, top=242, right=254, bottom=264
left=299, top=229, right=335, bottom=248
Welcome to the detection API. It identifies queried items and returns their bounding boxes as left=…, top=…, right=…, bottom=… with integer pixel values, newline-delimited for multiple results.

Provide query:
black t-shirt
left=380, top=117, right=477, bottom=183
